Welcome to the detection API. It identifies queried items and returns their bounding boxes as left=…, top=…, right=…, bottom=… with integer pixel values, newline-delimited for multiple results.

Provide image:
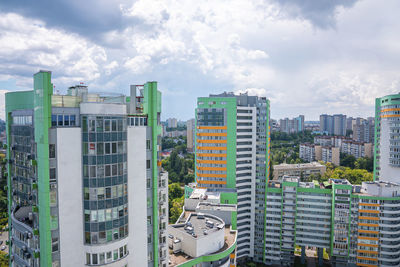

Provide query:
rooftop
left=274, top=161, right=325, bottom=170
left=172, top=213, right=225, bottom=238
left=169, top=226, right=236, bottom=267
left=197, top=202, right=236, bottom=212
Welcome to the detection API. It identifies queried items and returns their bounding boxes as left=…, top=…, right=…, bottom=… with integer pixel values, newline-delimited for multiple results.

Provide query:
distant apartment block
left=317, top=146, right=340, bottom=166
left=320, top=114, right=347, bottom=136
left=273, top=162, right=326, bottom=181
left=279, top=115, right=304, bottom=133
left=165, top=130, right=187, bottom=138
left=265, top=177, right=400, bottom=267
left=352, top=118, right=374, bottom=143
left=299, top=143, right=317, bottom=162
left=186, top=119, right=195, bottom=152
left=167, top=118, right=178, bottom=128
left=300, top=143, right=340, bottom=166
left=341, top=140, right=373, bottom=159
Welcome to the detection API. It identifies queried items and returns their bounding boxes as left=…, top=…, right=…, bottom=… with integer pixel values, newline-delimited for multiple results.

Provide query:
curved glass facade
left=82, top=116, right=129, bottom=245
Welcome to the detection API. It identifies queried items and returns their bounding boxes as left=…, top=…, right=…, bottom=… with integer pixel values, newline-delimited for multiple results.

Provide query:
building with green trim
left=6, top=71, right=168, bottom=267
left=265, top=176, right=400, bottom=267
left=194, top=92, right=270, bottom=262
left=374, top=93, right=400, bottom=182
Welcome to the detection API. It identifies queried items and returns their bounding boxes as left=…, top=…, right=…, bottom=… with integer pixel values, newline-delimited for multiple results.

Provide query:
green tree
left=0, top=251, right=8, bottom=267
left=168, top=183, right=183, bottom=200
left=169, top=196, right=184, bottom=223
left=340, top=153, right=356, bottom=168
left=354, top=157, right=374, bottom=172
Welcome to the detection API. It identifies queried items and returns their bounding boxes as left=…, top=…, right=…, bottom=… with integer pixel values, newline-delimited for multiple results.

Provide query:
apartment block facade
left=320, top=114, right=347, bottom=136
left=6, top=71, right=168, bottom=267
left=279, top=115, right=304, bottom=133
left=273, top=162, right=326, bottom=181
left=195, top=92, right=270, bottom=262
left=374, top=93, right=400, bottom=183
left=186, top=119, right=195, bottom=152
left=265, top=177, right=400, bottom=267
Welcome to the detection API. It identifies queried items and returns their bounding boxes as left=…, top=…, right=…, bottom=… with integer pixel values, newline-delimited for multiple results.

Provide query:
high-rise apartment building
left=186, top=119, right=195, bottom=152
left=352, top=118, right=374, bottom=143
left=265, top=177, right=400, bottom=267
left=279, top=115, right=304, bottom=133
left=320, top=114, right=347, bottom=136
left=374, top=93, right=400, bottom=182
left=194, top=92, right=270, bottom=262
left=6, top=71, right=168, bottom=267
left=167, top=118, right=178, bottom=128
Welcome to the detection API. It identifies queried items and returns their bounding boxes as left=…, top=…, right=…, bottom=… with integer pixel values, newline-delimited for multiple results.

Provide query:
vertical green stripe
left=34, top=71, right=53, bottom=266
left=144, top=82, right=160, bottom=266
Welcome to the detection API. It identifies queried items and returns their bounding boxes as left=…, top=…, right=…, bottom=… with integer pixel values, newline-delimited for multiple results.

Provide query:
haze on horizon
left=0, top=0, right=399, bottom=121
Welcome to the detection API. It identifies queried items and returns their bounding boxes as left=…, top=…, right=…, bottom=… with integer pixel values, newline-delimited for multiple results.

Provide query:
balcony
left=11, top=206, right=34, bottom=232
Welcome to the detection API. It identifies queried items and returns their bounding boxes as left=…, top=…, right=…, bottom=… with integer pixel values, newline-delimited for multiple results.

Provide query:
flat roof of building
left=197, top=202, right=236, bottom=212
left=172, top=213, right=224, bottom=238
left=169, top=226, right=236, bottom=267
left=274, top=162, right=325, bottom=170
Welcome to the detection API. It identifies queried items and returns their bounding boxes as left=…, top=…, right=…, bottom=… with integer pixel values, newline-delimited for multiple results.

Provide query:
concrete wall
left=127, top=126, right=148, bottom=266
left=56, top=127, right=85, bottom=266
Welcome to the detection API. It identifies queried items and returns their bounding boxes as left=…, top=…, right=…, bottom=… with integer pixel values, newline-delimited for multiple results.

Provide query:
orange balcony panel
left=197, top=153, right=227, bottom=157
left=197, top=180, right=227, bottom=185
left=197, top=139, right=227, bottom=144
left=197, top=133, right=227, bottom=137
left=197, top=126, right=227, bottom=130
left=197, top=173, right=227, bottom=178
left=197, top=160, right=227, bottom=164
left=359, top=210, right=380, bottom=214
left=380, top=108, right=400, bottom=112
left=230, top=254, right=235, bottom=259
left=358, top=223, right=379, bottom=227
left=358, top=230, right=379, bottom=234
left=356, top=256, right=378, bottom=262
left=197, top=166, right=227, bottom=171
left=357, top=250, right=378, bottom=255
left=197, top=146, right=227, bottom=150
left=359, top=216, right=379, bottom=221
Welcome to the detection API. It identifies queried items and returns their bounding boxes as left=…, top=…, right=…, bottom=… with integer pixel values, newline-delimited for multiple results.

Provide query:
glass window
left=52, top=115, right=57, bottom=127
left=97, top=165, right=104, bottom=178
left=112, top=142, right=117, bottom=154
left=112, top=164, right=118, bottom=176
left=83, top=165, right=89, bottom=178
left=82, top=116, right=88, bottom=132
left=99, top=253, right=105, bottom=264
left=98, top=210, right=105, bottom=222
left=105, top=165, right=111, bottom=177
left=97, top=143, right=104, bottom=155
left=96, top=119, right=103, bottom=132
left=64, top=115, right=70, bottom=126
left=106, top=231, right=112, bottom=242
left=92, top=253, right=98, bottom=265
left=146, top=140, right=151, bottom=150
left=113, top=249, right=118, bottom=260
left=98, top=188, right=105, bottom=200
left=58, top=115, right=63, bottom=126
left=85, top=210, right=90, bottom=222
left=90, top=166, right=96, bottom=178
left=83, top=142, right=88, bottom=155
left=105, top=120, right=111, bottom=132
left=50, top=168, right=56, bottom=181
left=106, top=187, right=111, bottom=198
left=89, top=119, right=96, bottom=132
left=118, top=119, right=123, bottom=131
left=70, top=115, right=76, bottom=126
left=52, top=237, right=59, bottom=252
left=113, top=207, right=118, bottom=219
left=106, top=209, right=112, bottom=221
left=91, top=210, right=97, bottom=222
left=105, top=143, right=111, bottom=154
left=49, top=144, right=56, bottom=158
left=112, top=186, right=117, bottom=198
left=84, top=188, right=89, bottom=200
left=85, top=232, right=91, bottom=244
left=119, top=246, right=124, bottom=258
left=146, top=160, right=151, bottom=169
left=112, top=120, right=117, bottom=131
left=86, top=253, right=91, bottom=265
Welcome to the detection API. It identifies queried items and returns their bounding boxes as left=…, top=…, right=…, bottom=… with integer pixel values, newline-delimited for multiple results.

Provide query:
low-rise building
left=300, top=144, right=340, bottom=166
left=273, top=162, right=326, bottom=181
left=169, top=189, right=237, bottom=267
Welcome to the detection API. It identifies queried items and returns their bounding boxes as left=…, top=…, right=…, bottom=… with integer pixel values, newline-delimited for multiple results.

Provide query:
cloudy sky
left=0, top=0, right=399, bottom=121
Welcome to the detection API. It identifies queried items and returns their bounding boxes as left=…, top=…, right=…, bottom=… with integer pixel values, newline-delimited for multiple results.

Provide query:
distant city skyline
left=0, top=0, right=399, bottom=121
